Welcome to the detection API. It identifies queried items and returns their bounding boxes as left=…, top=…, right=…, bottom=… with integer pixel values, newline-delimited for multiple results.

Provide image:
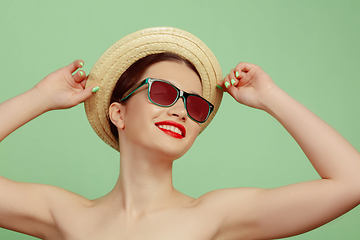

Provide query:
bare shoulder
left=195, top=187, right=262, bottom=212
left=192, top=187, right=264, bottom=240
left=197, top=187, right=261, bottom=203
left=192, top=187, right=260, bottom=220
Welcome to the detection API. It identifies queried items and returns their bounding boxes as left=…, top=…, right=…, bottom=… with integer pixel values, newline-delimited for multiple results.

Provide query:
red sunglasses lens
left=186, top=95, right=210, bottom=122
left=150, top=80, right=210, bottom=123
left=150, top=81, right=178, bottom=105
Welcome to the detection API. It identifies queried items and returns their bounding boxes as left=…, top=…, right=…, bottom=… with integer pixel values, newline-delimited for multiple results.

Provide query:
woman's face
left=119, top=61, right=202, bottom=160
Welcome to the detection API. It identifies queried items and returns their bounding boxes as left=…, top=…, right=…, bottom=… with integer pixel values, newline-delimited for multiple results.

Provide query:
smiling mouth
left=155, top=121, right=186, bottom=139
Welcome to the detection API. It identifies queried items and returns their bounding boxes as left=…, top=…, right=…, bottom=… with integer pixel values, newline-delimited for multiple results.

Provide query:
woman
left=0, top=27, right=359, bottom=240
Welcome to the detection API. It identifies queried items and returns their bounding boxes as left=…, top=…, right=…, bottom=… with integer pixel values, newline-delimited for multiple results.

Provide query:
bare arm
left=0, top=60, right=96, bottom=237
left=209, top=63, right=360, bottom=240
left=0, top=60, right=93, bottom=141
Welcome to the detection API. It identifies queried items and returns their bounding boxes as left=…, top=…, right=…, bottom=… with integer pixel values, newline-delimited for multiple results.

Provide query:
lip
left=155, top=120, right=186, bottom=139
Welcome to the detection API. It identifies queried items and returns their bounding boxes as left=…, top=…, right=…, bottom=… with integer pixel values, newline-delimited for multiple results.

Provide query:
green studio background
left=1, top=0, right=359, bottom=239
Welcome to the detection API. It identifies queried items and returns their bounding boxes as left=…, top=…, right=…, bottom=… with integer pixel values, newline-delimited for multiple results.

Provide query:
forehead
left=140, top=61, right=202, bottom=95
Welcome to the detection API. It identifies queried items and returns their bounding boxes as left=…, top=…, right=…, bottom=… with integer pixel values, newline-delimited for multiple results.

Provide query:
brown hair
left=109, top=52, right=200, bottom=140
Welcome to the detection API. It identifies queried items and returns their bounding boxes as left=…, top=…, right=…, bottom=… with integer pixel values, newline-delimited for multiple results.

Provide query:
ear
left=109, top=102, right=125, bottom=129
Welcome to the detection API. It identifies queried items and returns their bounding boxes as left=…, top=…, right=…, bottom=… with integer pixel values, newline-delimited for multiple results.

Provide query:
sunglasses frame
left=120, top=78, right=214, bottom=123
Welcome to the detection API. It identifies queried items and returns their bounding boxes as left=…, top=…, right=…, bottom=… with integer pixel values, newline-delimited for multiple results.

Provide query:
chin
left=150, top=139, right=194, bottom=162
left=161, top=146, right=191, bottom=161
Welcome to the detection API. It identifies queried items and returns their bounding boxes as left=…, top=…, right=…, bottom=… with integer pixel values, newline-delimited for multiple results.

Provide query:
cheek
left=124, top=97, right=162, bottom=127
left=187, top=122, right=200, bottom=141
left=179, top=123, right=200, bottom=156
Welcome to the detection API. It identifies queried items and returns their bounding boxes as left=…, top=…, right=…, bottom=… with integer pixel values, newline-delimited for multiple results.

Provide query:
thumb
left=225, top=85, right=239, bottom=100
left=71, top=86, right=99, bottom=105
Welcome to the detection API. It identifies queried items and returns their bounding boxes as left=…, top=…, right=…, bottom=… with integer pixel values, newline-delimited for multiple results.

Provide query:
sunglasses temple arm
left=120, top=80, right=147, bottom=102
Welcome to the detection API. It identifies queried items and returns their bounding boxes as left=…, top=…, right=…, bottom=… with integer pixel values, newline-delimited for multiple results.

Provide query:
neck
left=107, top=147, right=179, bottom=217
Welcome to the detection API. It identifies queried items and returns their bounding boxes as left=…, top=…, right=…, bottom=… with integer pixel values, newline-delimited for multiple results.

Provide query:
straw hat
left=84, top=27, right=223, bottom=151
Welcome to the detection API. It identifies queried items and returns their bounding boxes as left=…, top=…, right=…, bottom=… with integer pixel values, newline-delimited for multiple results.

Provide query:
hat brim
left=85, top=27, right=223, bottom=152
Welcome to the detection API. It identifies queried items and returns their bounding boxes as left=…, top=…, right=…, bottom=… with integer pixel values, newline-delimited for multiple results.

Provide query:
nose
left=167, top=98, right=187, bottom=121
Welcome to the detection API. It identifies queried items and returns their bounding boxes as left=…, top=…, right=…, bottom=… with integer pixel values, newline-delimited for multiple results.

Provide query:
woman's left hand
left=217, top=62, right=278, bottom=110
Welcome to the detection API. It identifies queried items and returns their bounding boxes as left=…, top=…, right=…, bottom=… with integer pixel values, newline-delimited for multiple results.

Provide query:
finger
left=234, top=68, right=245, bottom=80
left=236, top=71, right=252, bottom=87
left=223, top=72, right=240, bottom=95
left=80, top=75, right=89, bottom=88
left=233, top=69, right=248, bottom=86
left=73, top=70, right=86, bottom=83
left=222, top=74, right=231, bottom=89
left=235, top=62, right=257, bottom=73
left=228, top=69, right=239, bottom=87
left=225, top=83, right=239, bottom=98
left=64, top=60, right=84, bottom=74
left=235, top=63, right=261, bottom=86
left=70, top=85, right=98, bottom=105
left=216, top=74, right=227, bottom=88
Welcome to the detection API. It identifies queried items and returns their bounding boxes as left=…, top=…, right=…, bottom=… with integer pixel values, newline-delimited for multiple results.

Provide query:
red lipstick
left=155, top=121, right=186, bottom=139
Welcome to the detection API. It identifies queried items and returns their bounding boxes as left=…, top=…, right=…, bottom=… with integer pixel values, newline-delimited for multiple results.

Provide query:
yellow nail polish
left=80, top=62, right=84, bottom=67
left=231, top=79, right=235, bottom=85
left=225, top=82, right=230, bottom=88
left=79, top=71, right=84, bottom=76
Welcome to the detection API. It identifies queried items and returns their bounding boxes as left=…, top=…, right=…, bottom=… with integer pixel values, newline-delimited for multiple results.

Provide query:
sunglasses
left=120, top=78, right=214, bottom=123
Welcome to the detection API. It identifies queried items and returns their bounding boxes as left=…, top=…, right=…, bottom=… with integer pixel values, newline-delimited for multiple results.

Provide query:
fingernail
left=216, top=84, right=223, bottom=90
left=231, top=79, right=235, bottom=86
left=80, top=62, right=84, bottom=67
left=224, top=82, right=230, bottom=88
left=92, top=86, right=100, bottom=93
left=235, top=71, right=239, bottom=78
left=79, top=71, right=84, bottom=76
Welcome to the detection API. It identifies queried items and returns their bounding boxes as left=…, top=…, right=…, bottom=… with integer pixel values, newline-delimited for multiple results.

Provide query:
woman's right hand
left=33, top=60, right=96, bottom=111
left=217, top=62, right=278, bottom=112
